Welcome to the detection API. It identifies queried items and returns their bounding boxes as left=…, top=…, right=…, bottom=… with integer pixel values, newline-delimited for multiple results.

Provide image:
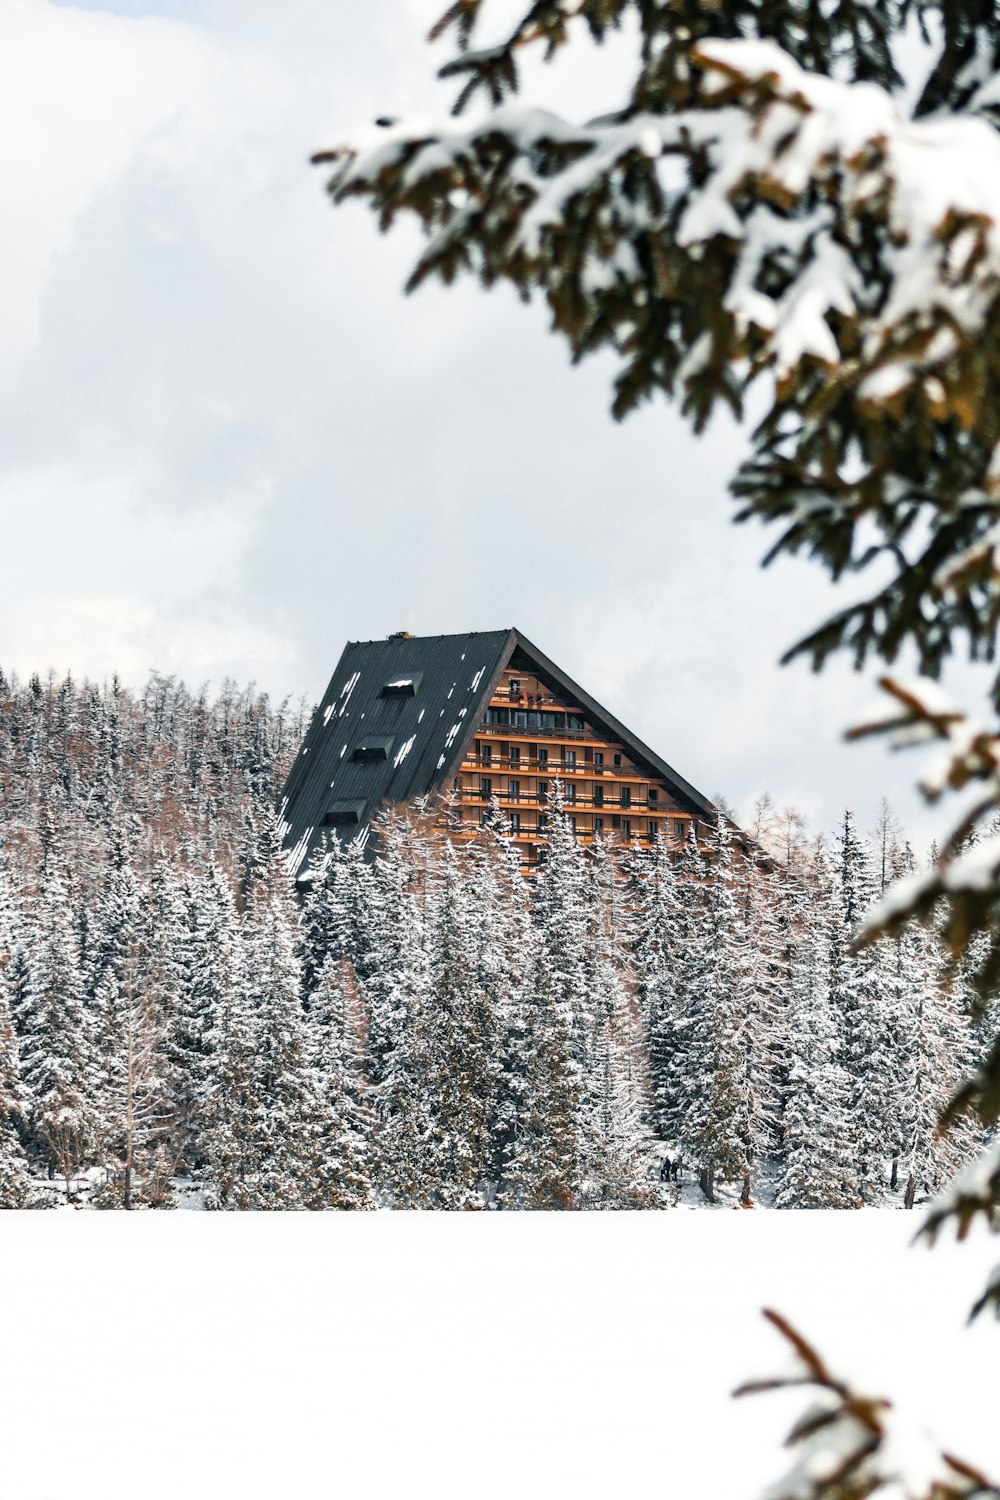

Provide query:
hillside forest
left=0, top=667, right=991, bottom=1210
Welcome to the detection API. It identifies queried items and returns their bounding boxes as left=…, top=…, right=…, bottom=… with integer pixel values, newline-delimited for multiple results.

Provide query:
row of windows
left=483, top=707, right=586, bottom=732
left=476, top=777, right=657, bottom=808
left=482, top=810, right=684, bottom=840
left=478, top=743, right=623, bottom=772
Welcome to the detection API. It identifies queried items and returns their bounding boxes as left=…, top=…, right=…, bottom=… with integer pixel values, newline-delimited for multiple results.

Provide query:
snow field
left=0, top=1211, right=997, bottom=1500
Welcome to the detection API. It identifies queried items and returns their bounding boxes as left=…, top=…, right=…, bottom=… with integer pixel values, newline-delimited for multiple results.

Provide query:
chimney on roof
left=387, top=630, right=414, bottom=640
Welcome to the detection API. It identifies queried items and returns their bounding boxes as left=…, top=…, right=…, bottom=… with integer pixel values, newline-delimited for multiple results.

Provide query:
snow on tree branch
left=738, top=1309, right=1000, bottom=1499
left=314, top=25, right=1000, bottom=676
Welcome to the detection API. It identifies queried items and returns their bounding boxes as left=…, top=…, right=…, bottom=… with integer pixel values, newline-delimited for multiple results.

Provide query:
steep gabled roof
left=279, top=627, right=716, bottom=878
left=279, top=630, right=514, bottom=877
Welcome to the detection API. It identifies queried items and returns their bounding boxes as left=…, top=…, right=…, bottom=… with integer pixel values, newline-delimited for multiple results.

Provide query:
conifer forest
left=0, top=666, right=991, bottom=1212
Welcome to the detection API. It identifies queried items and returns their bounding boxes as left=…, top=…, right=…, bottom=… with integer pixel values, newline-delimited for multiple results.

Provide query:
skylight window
left=324, top=799, right=366, bottom=825
left=381, top=673, right=422, bottom=697
left=353, top=736, right=394, bottom=761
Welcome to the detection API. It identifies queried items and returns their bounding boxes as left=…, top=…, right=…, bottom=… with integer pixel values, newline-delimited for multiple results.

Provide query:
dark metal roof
left=278, top=630, right=514, bottom=878
left=278, top=627, right=716, bottom=879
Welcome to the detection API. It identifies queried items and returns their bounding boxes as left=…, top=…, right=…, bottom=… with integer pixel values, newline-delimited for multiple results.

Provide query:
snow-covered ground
left=1, top=1212, right=997, bottom=1500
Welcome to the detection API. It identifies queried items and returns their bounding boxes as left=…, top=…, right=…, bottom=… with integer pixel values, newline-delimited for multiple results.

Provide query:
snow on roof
left=393, top=735, right=416, bottom=768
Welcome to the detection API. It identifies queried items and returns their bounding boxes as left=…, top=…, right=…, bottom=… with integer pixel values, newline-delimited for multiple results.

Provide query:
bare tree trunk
left=890, top=1154, right=898, bottom=1191
left=740, top=1173, right=752, bottom=1207
left=904, top=1173, right=917, bottom=1210
left=699, top=1162, right=715, bottom=1205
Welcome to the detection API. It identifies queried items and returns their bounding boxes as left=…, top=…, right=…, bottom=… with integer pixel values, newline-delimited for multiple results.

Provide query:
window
left=509, top=744, right=520, bottom=765
left=509, top=779, right=521, bottom=801
left=485, top=707, right=509, bottom=726
left=565, top=749, right=577, bottom=771
left=648, top=821, right=656, bottom=839
left=381, top=674, right=421, bottom=698
left=648, top=787, right=658, bottom=802
left=621, top=785, right=631, bottom=809
left=594, top=816, right=604, bottom=833
left=567, top=714, right=584, bottom=731
left=480, top=777, right=492, bottom=800
left=353, top=736, right=393, bottom=762
left=569, top=815, right=577, bottom=835
left=613, top=753, right=622, bottom=767
left=565, top=783, right=576, bottom=804
left=593, top=785, right=603, bottom=807
left=537, top=812, right=548, bottom=833
left=621, top=818, right=632, bottom=839
left=513, top=710, right=528, bottom=728
left=537, top=780, right=549, bottom=804
left=509, top=678, right=521, bottom=698
left=510, top=812, right=521, bottom=832
left=594, top=751, right=604, bottom=769
left=674, top=819, right=686, bottom=839
left=481, top=743, right=492, bottom=766
left=538, top=747, right=549, bottom=769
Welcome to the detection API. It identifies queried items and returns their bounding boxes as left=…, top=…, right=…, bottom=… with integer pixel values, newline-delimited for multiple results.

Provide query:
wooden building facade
left=279, top=629, right=716, bottom=881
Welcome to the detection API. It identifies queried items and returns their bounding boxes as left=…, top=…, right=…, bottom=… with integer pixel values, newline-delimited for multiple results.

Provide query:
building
left=279, top=628, right=717, bottom=880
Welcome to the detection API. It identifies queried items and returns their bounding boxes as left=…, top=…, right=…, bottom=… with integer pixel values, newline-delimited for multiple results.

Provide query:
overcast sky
left=2, top=0, right=985, bottom=849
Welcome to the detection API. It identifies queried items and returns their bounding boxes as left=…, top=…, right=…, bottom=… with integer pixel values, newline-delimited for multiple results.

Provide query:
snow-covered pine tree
left=633, top=826, right=691, bottom=1167
left=170, top=864, right=240, bottom=1179
left=16, top=828, right=100, bottom=1195
left=730, top=830, right=783, bottom=1204
left=503, top=791, right=590, bottom=1209
left=580, top=831, right=655, bottom=1208
left=362, top=805, right=447, bottom=1206
left=776, top=849, right=858, bottom=1210
left=205, top=809, right=323, bottom=1210
left=300, top=831, right=376, bottom=997
left=419, top=838, right=502, bottom=1208
left=0, top=844, right=31, bottom=1204
left=680, top=817, right=751, bottom=1204
left=472, top=796, right=535, bottom=1202
left=889, top=843, right=979, bottom=1210
left=0, top=960, right=30, bottom=1209
left=91, top=950, right=175, bottom=1209
left=306, top=955, right=373, bottom=1210
left=829, top=811, right=900, bottom=1205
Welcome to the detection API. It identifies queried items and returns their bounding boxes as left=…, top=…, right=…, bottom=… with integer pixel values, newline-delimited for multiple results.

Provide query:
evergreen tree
left=168, top=864, right=238, bottom=1175
left=205, top=811, right=323, bottom=1210
left=503, top=795, right=590, bottom=1208
left=581, top=832, right=655, bottom=1208
left=307, top=956, right=373, bottom=1210
left=17, top=844, right=99, bottom=1194
left=0, top=975, right=30, bottom=1208
left=829, top=811, right=900, bottom=1205
left=776, top=853, right=858, bottom=1210
left=363, top=808, right=438, bottom=1206
left=421, top=840, right=501, bottom=1208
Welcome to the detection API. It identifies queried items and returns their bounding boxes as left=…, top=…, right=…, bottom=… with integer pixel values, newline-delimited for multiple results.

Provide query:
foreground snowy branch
left=740, top=1310, right=1000, bottom=1500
